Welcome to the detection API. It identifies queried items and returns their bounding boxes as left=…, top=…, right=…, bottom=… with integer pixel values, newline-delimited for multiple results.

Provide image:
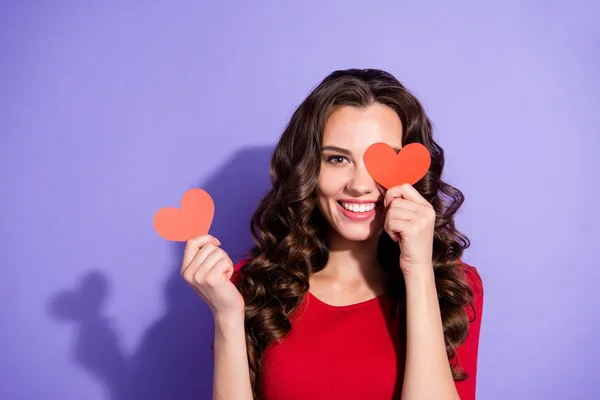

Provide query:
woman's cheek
left=317, top=166, right=347, bottom=196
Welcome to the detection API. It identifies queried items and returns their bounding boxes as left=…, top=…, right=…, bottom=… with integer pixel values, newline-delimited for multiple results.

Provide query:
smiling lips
left=340, top=201, right=377, bottom=212
left=337, top=200, right=380, bottom=221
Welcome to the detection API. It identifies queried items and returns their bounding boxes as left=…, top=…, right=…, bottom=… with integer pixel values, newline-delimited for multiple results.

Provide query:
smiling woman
left=317, top=104, right=402, bottom=241
left=180, top=68, right=483, bottom=400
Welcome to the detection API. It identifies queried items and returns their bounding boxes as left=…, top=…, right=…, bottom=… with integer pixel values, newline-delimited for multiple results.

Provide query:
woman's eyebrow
left=321, top=145, right=352, bottom=155
left=322, top=145, right=401, bottom=154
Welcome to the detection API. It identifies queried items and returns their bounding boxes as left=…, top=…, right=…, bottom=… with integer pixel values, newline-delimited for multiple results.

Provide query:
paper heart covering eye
left=153, top=188, right=215, bottom=242
left=364, top=142, right=431, bottom=189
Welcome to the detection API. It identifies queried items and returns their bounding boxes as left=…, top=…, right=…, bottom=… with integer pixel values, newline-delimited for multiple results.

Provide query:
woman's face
left=316, top=103, right=403, bottom=243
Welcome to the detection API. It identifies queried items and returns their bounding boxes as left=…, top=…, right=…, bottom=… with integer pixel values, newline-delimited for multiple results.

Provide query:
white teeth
left=341, top=202, right=376, bottom=212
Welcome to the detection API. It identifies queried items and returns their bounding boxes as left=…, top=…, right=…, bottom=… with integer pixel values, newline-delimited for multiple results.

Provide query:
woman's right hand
left=180, top=234, right=245, bottom=317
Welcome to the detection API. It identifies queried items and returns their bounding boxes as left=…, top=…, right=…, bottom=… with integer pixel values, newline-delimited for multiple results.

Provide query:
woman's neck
left=319, top=231, right=385, bottom=284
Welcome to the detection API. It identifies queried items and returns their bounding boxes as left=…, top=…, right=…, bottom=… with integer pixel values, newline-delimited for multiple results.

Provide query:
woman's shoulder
left=457, top=260, right=484, bottom=323
left=458, top=260, right=484, bottom=300
left=231, top=257, right=251, bottom=285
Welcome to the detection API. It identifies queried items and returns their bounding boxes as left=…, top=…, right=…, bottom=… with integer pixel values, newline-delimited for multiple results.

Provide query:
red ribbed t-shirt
left=220, top=260, right=483, bottom=400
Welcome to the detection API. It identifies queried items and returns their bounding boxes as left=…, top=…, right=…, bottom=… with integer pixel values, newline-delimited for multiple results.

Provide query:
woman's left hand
left=383, top=183, right=436, bottom=276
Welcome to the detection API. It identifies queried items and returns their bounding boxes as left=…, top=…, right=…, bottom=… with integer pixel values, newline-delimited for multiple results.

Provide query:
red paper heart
left=364, top=142, right=431, bottom=189
left=153, top=188, right=215, bottom=242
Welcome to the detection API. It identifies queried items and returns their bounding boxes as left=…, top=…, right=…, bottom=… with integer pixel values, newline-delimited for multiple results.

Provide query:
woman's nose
left=346, top=164, right=376, bottom=195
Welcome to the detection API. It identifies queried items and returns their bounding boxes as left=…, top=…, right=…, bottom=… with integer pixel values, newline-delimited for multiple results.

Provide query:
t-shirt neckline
left=307, top=290, right=389, bottom=310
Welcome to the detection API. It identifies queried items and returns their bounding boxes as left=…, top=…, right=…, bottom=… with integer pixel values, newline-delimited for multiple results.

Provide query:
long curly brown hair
left=237, top=68, right=476, bottom=399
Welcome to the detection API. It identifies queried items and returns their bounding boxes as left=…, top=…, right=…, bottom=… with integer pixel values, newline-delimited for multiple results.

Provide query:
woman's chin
left=334, top=224, right=379, bottom=243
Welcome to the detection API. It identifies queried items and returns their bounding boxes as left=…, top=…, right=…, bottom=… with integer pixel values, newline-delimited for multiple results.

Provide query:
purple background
left=1, top=1, right=598, bottom=399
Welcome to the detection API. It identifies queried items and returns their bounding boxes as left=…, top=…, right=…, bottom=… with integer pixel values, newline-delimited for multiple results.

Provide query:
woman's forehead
left=322, top=104, right=403, bottom=151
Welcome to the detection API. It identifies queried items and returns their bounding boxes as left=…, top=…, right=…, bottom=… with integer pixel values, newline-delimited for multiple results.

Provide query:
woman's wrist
left=401, top=263, right=435, bottom=284
left=214, top=309, right=245, bottom=331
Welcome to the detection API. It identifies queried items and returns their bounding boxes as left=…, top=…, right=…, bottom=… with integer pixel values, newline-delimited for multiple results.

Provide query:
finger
left=383, top=185, right=401, bottom=208
left=203, top=257, right=234, bottom=285
left=181, top=242, right=219, bottom=278
left=384, top=183, right=428, bottom=207
left=388, top=197, right=421, bottom=213
left=388, top=198, right=435, bottom=224
left=384, top=184, right=410, bottom=208
left=384, top=219, right=413, bottom=242
left=182, top=234, right=220, bottom=268
left=396, top=183, right=429, bottom=205
left=385, top=219, right=422, bottom=240
left=193, top=247, right=228, bottom=283
left=386, top=206, right=418, bottom=221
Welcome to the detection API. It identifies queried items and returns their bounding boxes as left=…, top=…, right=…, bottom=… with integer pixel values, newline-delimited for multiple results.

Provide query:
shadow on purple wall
left=48, top=145, right=274, bottom=400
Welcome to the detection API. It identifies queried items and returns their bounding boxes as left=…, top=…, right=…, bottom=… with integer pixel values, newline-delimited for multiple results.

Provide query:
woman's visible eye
left=326, top=155, right=349, bottom=164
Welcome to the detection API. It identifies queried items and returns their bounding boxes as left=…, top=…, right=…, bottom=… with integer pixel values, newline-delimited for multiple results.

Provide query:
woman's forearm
left=401, top=267, right=459, bottom=400
left=213, top=311, right=253, bottom=400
